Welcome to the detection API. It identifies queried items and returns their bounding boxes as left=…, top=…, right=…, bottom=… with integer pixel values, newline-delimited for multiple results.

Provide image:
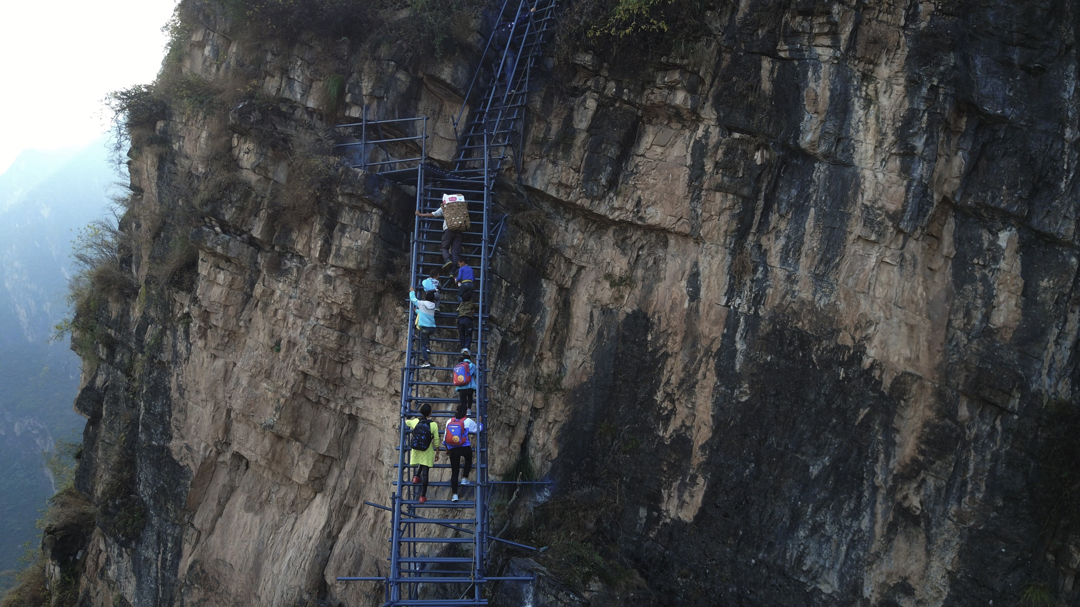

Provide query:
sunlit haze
left=0, top=0, right=177, bottom=174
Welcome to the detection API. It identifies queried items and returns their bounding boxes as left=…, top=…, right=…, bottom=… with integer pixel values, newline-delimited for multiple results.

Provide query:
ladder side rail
left=477, top=39, right=533, bottom=167
left=390, top=386, right=411, bottom=605
left=473, top=0, right=528, bottom=153
left=505, top=3, right=556, bottom=111
left=391, top=158, right=429, bottom=606
left=474, top=129, right=491, bottom=582
left=510, top=13, right=549, bottom=175
left=454, top=0, right=516, bottom=139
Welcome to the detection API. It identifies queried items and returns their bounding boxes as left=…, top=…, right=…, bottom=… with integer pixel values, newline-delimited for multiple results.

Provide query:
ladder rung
left=396, top=536, right=475, bottom=543
left=394, top=463, right=488, bottom=470
left=395, top=517, right=478, bottom=525
left=386, top=596, right=488, bottom=600
left=395, top=557, right=475, bottom=564
left=390, top=577, right=479, bottom=584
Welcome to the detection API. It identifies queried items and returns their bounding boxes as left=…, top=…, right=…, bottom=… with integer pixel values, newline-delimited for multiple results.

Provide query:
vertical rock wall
left=64, top=0, right=1080, bottom=605
left=486, top=0, right=1080, bottom=604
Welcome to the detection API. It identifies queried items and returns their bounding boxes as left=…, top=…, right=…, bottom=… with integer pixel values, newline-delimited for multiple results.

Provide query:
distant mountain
left=0, top=139, right=114, bottom=585
left=0, top=147, right=82, bottom=215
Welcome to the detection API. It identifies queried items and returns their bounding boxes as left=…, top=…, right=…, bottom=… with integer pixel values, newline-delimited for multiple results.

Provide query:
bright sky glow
left=0, top=0, right=177, bottom=174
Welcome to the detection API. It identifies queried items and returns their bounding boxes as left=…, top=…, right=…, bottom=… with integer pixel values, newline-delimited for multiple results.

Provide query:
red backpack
left=453, top=361, right=472, bottom=387
left=445, top=418, right=468, bottom=447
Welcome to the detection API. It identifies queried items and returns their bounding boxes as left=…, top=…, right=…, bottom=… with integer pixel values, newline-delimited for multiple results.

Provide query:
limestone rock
left=59, top=0, right=1080, bottom=606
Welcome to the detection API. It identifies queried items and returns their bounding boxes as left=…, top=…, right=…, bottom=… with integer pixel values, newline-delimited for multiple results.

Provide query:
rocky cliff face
left=59, top=0, right=1080, bottom=605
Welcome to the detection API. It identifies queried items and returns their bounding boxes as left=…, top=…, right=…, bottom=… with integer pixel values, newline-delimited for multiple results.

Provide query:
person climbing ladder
left=408, top=288, right=437, bottom=367
left=416, top=193, right=470, bottom=271
left=406, top=404, right=441, bottom=504
left=453, top=258, right=475, bottom=302
left=491, top=6, right=536, bottom=86
left=443, top=403, right=483, bottom=503
left=457, top=292, right=477, bottom=354
left=453, top=355, right=477, bottom=412
left=421, top=266, right=442, bottom=305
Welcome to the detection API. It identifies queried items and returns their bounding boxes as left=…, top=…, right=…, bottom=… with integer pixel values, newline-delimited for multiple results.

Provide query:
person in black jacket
left=491, top=6, right=535, bottom=85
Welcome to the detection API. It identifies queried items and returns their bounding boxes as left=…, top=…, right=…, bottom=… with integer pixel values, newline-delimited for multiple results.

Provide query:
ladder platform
left=399, top=499, right=477, bottom=507
left=395, top=537, right=476, bottom=544
left=395, top=517, right=479, bottom=525
left=390, top=577, right=480, bottom=584
left=384, top=596, right=490, bottom=600
left=395, top=557, right=476, bottom=564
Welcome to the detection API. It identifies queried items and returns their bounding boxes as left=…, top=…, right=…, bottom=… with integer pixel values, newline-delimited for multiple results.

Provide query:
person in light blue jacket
left=409, top=288, right=438, bottom=367
left=421, top=267, right=442, bottom=305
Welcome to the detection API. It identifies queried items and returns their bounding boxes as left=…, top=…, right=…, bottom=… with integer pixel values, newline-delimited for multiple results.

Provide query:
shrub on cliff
left=223, top=0, right=378, bottom=39
left=0, top=444, right=92, bottom=607
left=557, top=0, right=713, bottom=68
left=0, top=559, right=48, bottom=607
left=216, top=0, right=483, bottom=59
left=52, top=211, right=133, bottom=369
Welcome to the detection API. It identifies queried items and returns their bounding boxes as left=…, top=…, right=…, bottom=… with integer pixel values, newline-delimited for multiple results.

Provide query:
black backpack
left=411, top=419, right=434, bottom=451
left=492, top=22, right=513, bottom=49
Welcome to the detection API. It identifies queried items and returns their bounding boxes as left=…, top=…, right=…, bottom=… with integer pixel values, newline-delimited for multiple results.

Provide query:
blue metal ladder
left=338, top=1, right=558, bottom=604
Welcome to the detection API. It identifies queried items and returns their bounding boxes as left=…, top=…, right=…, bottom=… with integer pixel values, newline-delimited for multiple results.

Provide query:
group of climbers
left=406, top=402, right=483, bottom=504
left=339, top=0, right=554, bottom=596
left=405, top=193, right=484, bottom=504
left=408, top=261, right=477, bottom=368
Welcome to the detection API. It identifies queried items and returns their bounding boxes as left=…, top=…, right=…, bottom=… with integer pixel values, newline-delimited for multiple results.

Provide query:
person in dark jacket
left=491, top=6, right=535, bottom=85
left=457, top=292, right=477, bottom=354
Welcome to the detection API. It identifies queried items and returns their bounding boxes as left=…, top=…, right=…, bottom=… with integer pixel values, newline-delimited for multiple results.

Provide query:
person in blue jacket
left=453, top=259, right=475, bottom=302
left=454, top=355, right=478, bottom=412
left=409, top=288, right=438, bottom=368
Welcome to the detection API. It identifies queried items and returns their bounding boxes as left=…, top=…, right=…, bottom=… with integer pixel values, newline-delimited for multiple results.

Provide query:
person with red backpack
left=452, top=355, right=478, bottom=412
left=443, top=403, right=483, bottom=502
left=405, top=403, right=441, bottom=504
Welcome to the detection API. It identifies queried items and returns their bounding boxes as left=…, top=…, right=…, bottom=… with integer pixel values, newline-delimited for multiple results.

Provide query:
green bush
left=589, top=0, right=672, bottom=38
left=105, top=85, right=167, bottom=129
left=1020, top=582, right=1054, bottom=607
left=325, top=74, right=346, bottom=116
left=0, top=558, right=47, bottom=607
left=53, top=215, right=134, bottom=367
left=222, top=0, right=380, bottom=40
left=555, top=0, right=714, bottom=71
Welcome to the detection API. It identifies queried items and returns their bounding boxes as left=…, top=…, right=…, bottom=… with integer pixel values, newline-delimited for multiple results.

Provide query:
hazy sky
left=0, top=0, right=177, bottom=174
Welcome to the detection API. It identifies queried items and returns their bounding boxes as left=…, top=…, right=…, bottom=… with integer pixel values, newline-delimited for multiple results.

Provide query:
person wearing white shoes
left=452, top=355, right=478, bottom=412
left=408, top=288, right=438, bottom=367
left=443, top=403, right=482, bottom=502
